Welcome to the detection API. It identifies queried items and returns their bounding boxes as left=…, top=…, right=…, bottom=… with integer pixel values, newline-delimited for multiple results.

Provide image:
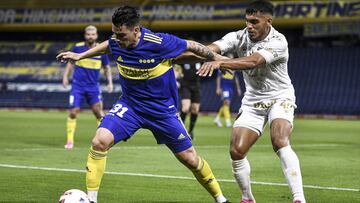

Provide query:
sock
left=96, top=117, right=102, bottom=126
left=217, top=106, right=224, bottom=118
left=277, top=146, right=306, bottom=202
left=180, top=111, right=187, bottom=123
left=87, top=190, right=98, bottom=203
left=232, top=158, right=255, bottom=200
left=223, top=104, right=231, bottom=121
left=192, top=157, right=225, bottom=202
left=86, top=147, right=107, bottom=193
left=66, top=117, right=76, bottom=144
left=189, top=113, right=198, bottom=133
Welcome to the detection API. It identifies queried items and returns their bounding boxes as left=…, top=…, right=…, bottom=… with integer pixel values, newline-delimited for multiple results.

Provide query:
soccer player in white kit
left=196, top=1, right=306, bottom=203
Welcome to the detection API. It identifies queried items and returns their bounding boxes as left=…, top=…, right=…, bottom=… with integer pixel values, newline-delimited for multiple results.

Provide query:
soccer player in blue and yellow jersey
left=214, top=69, right=242, bottom=128
left=57, top=6, right=229, bottom=203
left=62, top=25, right=113, bottom=150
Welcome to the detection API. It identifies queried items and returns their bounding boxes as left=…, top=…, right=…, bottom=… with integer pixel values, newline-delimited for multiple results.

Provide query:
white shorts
left=233, top=99, right=296, bottom=135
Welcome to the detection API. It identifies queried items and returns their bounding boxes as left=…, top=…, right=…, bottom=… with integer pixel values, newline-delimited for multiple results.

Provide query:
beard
left=86, top=38, right=96, bottom=46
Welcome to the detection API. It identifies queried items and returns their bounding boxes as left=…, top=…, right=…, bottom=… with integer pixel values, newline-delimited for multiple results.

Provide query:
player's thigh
left=268, top=100, right=295, bottom=149
left=230, top=126, right=259, bottom=159
left=145, top=115, right=192, bottom=154
left=99, top=101, right=143, bottom=145
left=86, top=88, right=102, bottom=107
left=69, top=88, right=85, bottom=109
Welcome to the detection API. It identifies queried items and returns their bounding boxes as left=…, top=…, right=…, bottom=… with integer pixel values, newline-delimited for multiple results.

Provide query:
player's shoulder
left=74, top=41, right=85, bottom=47
left=222, top=28, right=247, bottom=42
left=268, top=27, right=288, bottom=46
left=142, top=28, right=164, bottom=45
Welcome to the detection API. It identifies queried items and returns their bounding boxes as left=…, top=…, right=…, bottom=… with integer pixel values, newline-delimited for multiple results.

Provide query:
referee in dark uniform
left=179, top=63, right=202, bottom=140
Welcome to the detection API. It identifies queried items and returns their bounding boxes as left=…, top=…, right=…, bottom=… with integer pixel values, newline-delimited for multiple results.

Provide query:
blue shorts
left=221, top=87, right=233, bottom=101
left=69, top=85, right=102, bottom=108
left=99, top=99, right=193, bottom=153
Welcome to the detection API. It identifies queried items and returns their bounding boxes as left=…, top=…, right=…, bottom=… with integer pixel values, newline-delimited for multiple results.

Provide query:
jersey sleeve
left=156, top=33, right=187, bottom=59
left=71, top=45, right=78, bottom=53
left=213, top=32, right=238, bottom=55
left=101, top=54, right=110, bottom=66
left=255, top=36, right=288, bottom=64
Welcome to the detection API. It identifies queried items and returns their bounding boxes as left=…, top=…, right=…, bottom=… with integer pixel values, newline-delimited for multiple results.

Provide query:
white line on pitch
left=2, top=144, right=347, bottom=152
left=0, top=163, right=358, bottom=192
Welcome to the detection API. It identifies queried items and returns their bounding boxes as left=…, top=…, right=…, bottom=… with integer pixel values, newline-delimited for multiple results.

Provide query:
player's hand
left=216, top=88, right=222, bottom=96
left=56, top=51, right=81, bottom=63
left=197, top=61, right=221, bottom=77
left=107, top=83, right=113, bottom=93
left=62, top=77, right=69, bottom=88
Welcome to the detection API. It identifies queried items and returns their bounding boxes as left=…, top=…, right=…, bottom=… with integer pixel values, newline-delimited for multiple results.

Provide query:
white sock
left=87, top=190, right=98, bottom=203
left=232, top=158, right=255, bottom=200
left=277, top=145, right=306, bottom=202
left=215, top=194, right=227, bottom=203
left=225, top=119, right=232, bottom=127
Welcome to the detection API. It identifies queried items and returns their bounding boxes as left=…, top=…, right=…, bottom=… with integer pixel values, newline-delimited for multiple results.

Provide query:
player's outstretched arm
left=179, top=40, right=227, bottom=63
left=197, top=53, right=266, bottom=77
left=174, top=43, right=223, bottom=64
left=56, top=41, right=110, bottom=63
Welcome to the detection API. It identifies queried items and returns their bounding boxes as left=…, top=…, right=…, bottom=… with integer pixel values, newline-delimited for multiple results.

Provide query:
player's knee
left=184, top=155, right=199, bottom=170
left=190, top=106, right=199, bottom=114
left=69, top=111, right=77, bottom=119
left=181, top=107, right=190, bottom=114
left=94, top=111, right=104, bottom=119
left=230, top=145, right=247, bottom=160
left=271, top=128, right=289, bottom=151
left=271, top=137, right=289, bottom=152
left=91, top=132, right=111, bottom=152
left=176, top=148, right=198, bottom=169
left=91, top=138, right=108, bottom=152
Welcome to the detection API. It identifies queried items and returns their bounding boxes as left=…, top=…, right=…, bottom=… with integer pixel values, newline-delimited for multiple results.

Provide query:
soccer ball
left=58, top=189, right=90, bottom=203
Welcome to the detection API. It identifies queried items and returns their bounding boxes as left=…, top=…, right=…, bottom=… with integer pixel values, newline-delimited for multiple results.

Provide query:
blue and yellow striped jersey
left=108, top=27, right=187, bottom=118
left=71, top=42, right=110, bottom=87
left=218, top=70, right=237, bottom=89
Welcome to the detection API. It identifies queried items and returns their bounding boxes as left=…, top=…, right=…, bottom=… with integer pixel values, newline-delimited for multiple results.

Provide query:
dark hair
left=246, top=0, right=274, bottom=16
left=112, top=6, right=140, bottom=27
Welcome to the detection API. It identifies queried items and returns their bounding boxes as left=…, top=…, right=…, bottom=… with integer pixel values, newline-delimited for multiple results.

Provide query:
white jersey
left=214, top=26, right=296, bottom=106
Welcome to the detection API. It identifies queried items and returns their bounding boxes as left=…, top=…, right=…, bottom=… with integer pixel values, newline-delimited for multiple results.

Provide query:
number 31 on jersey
left=109, top=104, right=128, bottom=118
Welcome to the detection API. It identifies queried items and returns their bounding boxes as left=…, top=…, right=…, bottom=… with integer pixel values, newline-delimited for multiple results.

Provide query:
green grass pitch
left=0, top=110, right=359, bottom=203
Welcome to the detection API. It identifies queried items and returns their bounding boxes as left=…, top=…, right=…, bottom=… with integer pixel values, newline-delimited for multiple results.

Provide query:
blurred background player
left=179, top=62, right=202, bottom=140
left=62, top=25, right=113, bottom=150
left=214, top=69, right=241, bottom=128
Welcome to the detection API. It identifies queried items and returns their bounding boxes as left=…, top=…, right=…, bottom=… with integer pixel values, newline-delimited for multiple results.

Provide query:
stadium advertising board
left=0, top=1, right=359, bottom=30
